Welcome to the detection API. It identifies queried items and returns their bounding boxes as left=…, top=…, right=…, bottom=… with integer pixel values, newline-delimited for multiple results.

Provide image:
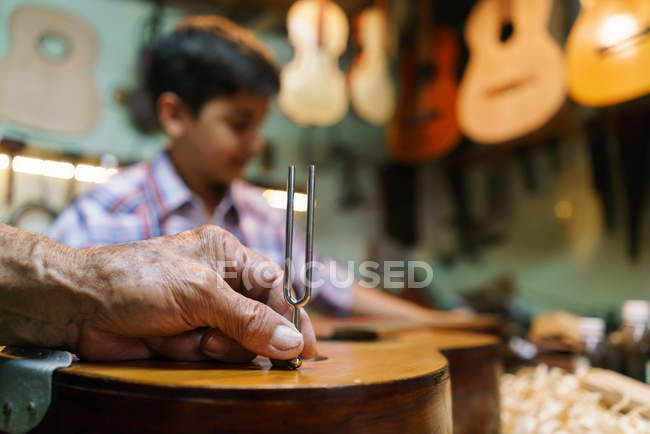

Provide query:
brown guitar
left=566, top=0, right=650, bottom=106
left=313, top=316, right=503, bottom=434
left=457, top=0, right=565, bottom=144
left=7, top=331, right=452, bottom=434
left=387, top=0, right=461, bottom=163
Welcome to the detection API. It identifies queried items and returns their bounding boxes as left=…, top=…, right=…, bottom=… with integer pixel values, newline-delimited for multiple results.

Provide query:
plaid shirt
left=48, top=151, right=354, bottom=314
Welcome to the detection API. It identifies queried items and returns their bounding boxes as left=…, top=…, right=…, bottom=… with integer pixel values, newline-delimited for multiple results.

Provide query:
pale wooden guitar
left=457, top=0, right=565, bottom=144
left=278, top=0, right=349, bottom=126
left=0, top=6, right=100, bottom=135
left=348, top=2, right=396, bottom=125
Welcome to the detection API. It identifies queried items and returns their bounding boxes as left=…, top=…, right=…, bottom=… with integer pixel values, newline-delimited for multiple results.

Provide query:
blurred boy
left=50, top=16, right=450, bottom=320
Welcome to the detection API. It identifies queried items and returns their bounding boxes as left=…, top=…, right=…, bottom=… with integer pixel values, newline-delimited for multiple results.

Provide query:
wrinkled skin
left=79, top=225, right=317, bottom=362
left=0, top=224, right=316, bottom=363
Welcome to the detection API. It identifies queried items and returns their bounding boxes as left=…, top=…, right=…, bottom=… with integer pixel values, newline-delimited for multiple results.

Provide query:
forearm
left=0, top=223, right=93, bottom=349
left=350, top=284, right=436, bottom=321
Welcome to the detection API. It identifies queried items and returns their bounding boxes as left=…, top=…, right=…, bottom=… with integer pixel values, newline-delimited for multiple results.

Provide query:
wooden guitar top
left=58, top=332, right=448, bottom=392
left=34, top=331, right=453, bottom=433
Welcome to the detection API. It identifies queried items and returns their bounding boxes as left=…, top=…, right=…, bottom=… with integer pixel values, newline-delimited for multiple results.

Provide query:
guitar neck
left=415, top=0, right=434, bottom=60
left=317, top=0, right=326, bottom=47
left=499, top=0, right=513, bottom=24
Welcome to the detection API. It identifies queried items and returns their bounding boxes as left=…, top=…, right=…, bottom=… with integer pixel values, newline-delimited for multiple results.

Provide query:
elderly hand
left=0, top=224, right=317, bottom=363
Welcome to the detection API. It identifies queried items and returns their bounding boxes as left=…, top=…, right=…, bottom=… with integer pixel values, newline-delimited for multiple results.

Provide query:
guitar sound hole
left=500, top=22, right=514, bottom=43
left=37, top=32, right=70, bottom=63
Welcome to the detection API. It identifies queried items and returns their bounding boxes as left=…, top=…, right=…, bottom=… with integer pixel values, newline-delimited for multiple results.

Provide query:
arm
left=0, top=223, right=317, bottom=362
left=350, top=284, right=467, bottom=322
left=0, top=223, right=89, bottom=350
left=278, top=212, right=461, bottom=321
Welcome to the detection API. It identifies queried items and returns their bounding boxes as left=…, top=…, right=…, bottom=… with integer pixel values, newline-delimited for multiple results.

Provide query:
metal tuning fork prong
left=283, top=164, right=315, bottom=369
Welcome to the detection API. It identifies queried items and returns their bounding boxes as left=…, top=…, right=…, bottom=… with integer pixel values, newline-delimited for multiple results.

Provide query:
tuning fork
left=282, top=164, right=315, bottom=369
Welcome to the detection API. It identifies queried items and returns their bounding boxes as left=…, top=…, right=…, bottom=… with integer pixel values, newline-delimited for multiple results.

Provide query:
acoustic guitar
left=0, top=6, right=100, bottom=135
left=1, top=331, right=452, bottom=434
left=566, top=0, right=650, bottom=106
left=278, top=0, right=349, bottom=126
left=348, top=1, right=396, bottom=125
left=387, top=0, right=460, bottom=163
left=457, top=0, right=565, bottom=144
left=313, top=316, right=503, bottom=434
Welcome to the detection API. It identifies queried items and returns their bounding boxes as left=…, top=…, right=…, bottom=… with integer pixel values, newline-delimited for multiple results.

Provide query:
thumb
left=213, top=284, right=305, bottom=360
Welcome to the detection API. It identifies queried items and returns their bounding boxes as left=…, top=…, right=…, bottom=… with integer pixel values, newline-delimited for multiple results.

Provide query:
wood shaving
left=501, top=365, right=650, bottom=433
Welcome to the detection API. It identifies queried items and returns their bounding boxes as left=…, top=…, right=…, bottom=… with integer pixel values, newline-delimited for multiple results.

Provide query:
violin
left=348, top=2, right=396, bottom=125
left=278, top=0, right=349, bottom=126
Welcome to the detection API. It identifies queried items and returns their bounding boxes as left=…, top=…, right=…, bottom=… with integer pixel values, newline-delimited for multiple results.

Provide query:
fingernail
left=271, top=325, right=303, bottom=350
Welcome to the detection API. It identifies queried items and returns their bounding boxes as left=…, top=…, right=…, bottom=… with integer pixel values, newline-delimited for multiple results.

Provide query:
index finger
left=237, top=255, right=318, bottom=360
left=200, top=228, right=318, bottom=359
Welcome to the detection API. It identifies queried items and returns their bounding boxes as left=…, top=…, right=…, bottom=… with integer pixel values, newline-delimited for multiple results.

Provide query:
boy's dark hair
left=147, top=15, right=279, bottom=116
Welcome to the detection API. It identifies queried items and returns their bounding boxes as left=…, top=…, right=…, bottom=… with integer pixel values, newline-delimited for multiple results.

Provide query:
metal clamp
left=0, top=347, right=72, bottom=434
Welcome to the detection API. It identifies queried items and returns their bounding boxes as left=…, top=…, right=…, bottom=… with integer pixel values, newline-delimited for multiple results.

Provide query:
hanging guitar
left=278, top=0, right=349, bottom=126
left=348, top=1, right=396, bottom=125
left=1, top=330, right=452, bottom=434
left=566, top=0, right=650, bottom=106
left=387, top=0, right=460, bottom=163
left=0, top=5, right=100, bottom=135
left=457, top=0, right=565, bottom=144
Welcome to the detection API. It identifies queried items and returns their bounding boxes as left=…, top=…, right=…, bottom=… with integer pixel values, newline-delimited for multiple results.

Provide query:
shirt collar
left=148, top=151, right=194, bottom=219
left=148, top=151, right=243, bottom=221
left=205, top=188, right=239, bottom=224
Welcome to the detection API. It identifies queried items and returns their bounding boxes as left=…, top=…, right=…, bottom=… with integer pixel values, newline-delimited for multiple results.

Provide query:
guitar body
left=278, top=0, right=349, bottom=126
left=313, top=316, right=503, bottom=434
left=349, top=6, right=396, bottom=125
left=0, top=6, right=100, bottom=135
left=30, top=332, right=452, bottom=434
left=388, top=27, right=460, bottom=163
left=457, top=0, right=565, bottom=144
left=566, top=0, right=650, bottom=106
left=433, top=332, right=502, bottom=434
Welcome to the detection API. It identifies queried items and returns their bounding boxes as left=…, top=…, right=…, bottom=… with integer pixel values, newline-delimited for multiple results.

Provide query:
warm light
left=106, top=168, right=119, bottom=177
left=0, top=153, right=118, bottom=182
left=12, top=156, right=44, bottom=175
left=75, top=164, right=104, bottom=183
left=0, top=154, right=8, bottom=170
left=597, top=13, right=639, bottom=49
left=42, top=160, right=75, bottom=179
left=555, top=200, right=573, bottom=220
left=262, top=189, right=308, bottom=212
